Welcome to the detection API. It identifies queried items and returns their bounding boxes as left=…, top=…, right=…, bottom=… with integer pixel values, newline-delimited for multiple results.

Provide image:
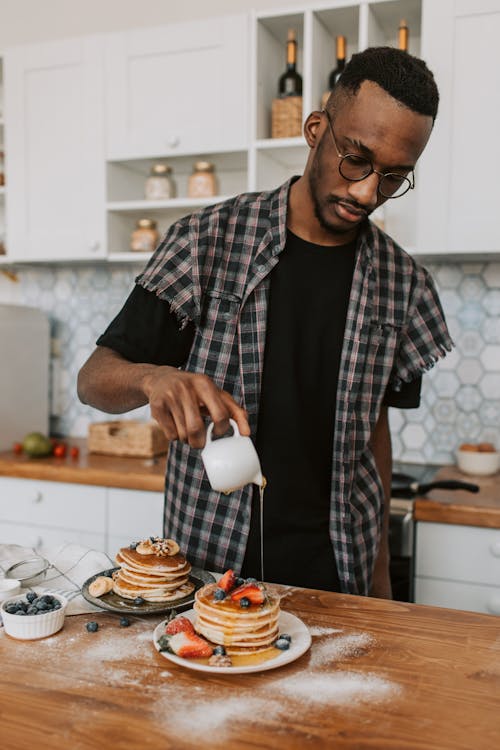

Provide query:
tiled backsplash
left=1, top=260, right=499, bottom=465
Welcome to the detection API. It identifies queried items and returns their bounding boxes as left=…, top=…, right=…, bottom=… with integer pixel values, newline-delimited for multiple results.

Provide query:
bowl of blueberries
left=1, top=591, right=68, bottom=640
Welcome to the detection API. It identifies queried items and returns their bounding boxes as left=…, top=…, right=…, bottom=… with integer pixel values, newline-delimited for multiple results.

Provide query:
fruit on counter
left=70, top=445, right=80, bottom=460
left=53, top=442, right=67, bottom=458
left=12, top=442, right=23, bottom=454
left=22, top=432, right=53, bottom=457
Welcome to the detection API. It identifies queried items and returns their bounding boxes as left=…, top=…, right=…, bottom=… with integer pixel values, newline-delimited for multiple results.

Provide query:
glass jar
left=130, top=219, right=159, bottom=253
left=187, top=161, right=218, bottom=199
left=144, top=163, right=175, bottom=200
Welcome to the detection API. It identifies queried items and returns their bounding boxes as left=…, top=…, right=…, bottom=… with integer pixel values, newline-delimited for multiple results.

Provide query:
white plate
left=153, top=609, right=311, bottom=674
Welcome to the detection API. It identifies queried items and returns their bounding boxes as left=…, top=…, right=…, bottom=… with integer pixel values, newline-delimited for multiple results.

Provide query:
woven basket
left=271, top=96, right=303, bottom=139
left=87, top=420, right=168, bottom=458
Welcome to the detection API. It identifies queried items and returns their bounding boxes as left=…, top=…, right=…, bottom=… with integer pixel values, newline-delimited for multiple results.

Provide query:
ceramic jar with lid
left=130, top=219, right=159, bottom=253
left=187, top=161, right=218, bottom=199
left=144, top=164, right=175, bottom=200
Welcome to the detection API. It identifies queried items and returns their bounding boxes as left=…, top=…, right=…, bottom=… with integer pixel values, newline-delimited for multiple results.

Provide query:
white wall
left=0, top=0, right=305, bottom=49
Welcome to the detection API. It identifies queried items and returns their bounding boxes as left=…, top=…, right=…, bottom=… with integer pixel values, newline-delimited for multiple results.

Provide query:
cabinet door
left=4, top=36, right=106, bottom=260
left=107, top=487, right=164, bottom=554
left=417, top=0, right=500, bottom=255
left=105, top=14, right=249, bottom=159
left=414, top=577, right=500, bottom=616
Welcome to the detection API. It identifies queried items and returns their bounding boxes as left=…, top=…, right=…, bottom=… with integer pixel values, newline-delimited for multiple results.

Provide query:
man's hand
left=142, top=366, right=250, bottom=449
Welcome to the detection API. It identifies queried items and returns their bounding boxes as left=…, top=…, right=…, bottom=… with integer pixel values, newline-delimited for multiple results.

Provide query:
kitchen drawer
left=414, top=576, right=500, bottom=616
left=0, top=521, right=106, bottom=554
left=0, top=477, right=106, bottom=532
left=107, top=488, right=164, bottom=553
left=415, top=522, right=500, bottom=587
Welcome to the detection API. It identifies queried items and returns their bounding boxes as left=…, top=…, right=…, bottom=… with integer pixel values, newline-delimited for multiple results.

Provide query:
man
left=78, top=47, right=452, bottom=599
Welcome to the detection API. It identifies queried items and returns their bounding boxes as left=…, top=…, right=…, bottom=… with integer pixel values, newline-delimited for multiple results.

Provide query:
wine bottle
left=398, top=19, right=409, bottom=52
left=321, top=35, right=346, bottom=108
left=278, top=29, right=303, bottom=98
left=328, top=35, right=347, bottom=89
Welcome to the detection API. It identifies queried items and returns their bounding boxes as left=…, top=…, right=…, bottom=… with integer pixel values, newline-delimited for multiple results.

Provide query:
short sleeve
left=96, top=285, right=195, bottom=366
left=389, top=266, right=453, bottom=392
left=383, top=375, right=421, bottom=409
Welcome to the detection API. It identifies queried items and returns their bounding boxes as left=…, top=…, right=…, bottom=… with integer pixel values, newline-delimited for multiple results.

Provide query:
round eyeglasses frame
left=322, top=109, right=415, bottom=199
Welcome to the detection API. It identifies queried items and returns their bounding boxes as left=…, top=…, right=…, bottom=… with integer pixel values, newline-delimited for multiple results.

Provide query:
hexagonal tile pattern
left=4, top=260, right=500, bottom=465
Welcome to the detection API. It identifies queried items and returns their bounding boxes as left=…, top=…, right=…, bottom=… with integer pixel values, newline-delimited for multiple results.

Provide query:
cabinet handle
left=489, top=541, right=500, bottom=558
left=32, top=491, right=43, bottom=504
left=166, top=136, right=180, bottom=148
left=89, top=241, right=100, bottom=253
left=486, top=596, right=500, bottom=615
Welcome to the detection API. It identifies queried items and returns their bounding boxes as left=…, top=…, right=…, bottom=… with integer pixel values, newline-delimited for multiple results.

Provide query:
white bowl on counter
left=456, top=449, right=500, bottom=477
left=1, top=592, right=68, bottom=640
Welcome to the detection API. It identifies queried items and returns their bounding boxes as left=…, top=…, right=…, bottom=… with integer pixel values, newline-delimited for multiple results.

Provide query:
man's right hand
left=142, top=366, right=250, bottom=449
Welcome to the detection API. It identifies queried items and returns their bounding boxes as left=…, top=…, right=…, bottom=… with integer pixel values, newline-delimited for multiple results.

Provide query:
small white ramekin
left=0, top=578, right=22, bottom=602
left=1, top=592, right=68, bottom=640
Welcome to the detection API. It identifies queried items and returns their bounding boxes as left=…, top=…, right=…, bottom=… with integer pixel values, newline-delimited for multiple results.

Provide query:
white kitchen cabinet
left=106, top=487, right=164, bottom=554
left=414, top=521, right=500, bottom=615
left=104, top=14, right=249, bottom=160
left=0, top=477, right=107, bottom=553
left=416, top=0, right=500, bottom=256
left=3, top=36, right=106, bottom=261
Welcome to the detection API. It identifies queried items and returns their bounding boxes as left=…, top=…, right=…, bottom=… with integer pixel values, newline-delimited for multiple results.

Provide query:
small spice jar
left=187, top=161, right=218, bottom=199
left=144, top=164, right=175, bottom=200
left=130, top=219, right=159, bottom=253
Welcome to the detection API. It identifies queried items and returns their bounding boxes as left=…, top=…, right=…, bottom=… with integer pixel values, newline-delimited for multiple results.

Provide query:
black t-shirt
left=97, top=231, right=421, bottom=590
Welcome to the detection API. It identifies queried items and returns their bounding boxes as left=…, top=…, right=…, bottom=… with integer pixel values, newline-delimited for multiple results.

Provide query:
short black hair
left=329, top=46, right=439, bottom=121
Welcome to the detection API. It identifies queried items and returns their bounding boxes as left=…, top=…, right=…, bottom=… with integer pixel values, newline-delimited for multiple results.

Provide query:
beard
left=307, top=133, right=369, bottom=236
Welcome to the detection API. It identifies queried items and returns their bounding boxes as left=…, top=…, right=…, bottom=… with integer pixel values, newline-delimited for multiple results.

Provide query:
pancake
left=112, top=537, right=194, bottom=603
left=193, top=580, right=281, bottom=655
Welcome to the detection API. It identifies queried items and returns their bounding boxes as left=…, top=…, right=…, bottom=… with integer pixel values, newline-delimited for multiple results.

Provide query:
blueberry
left=119, top=617, right=131, bottom=627
left=129, top=542, right=138, bottom=550
left=239, top=597, right=250, bottom=608
left=235, top=577, right=245, bottom=587
left=5, top=604, right=17, bottom=614
left=133, top=597, right=145, bottom=606
left=41, top=595, right=54, bottom=604
left=245, top=577, right=257, bottom=583
left=53, top=603, right=61, bottom=610
left=157, top=635, right=171, bottom=652
left=274, top=638, right=290, bottom=651
left=37, top=601, right=49, bottom=611
left=26, top=591, right=37, bottom=604
left=15, top=602, right=27, bottom=611
left=27, top=605, right=39, bottom=615
left=279, top=633, right=292, bottom=642
left=213, top=645, right=226, bottom=656
left=214, top=588, right=226, bottom=601
left=86, top=621, right=99, bottom=632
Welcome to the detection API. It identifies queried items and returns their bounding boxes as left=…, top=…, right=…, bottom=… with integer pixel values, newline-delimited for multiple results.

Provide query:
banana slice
left=136, top=541, right=155, bottom=555
left=163, top=539, right=180, bottom=556
left=89, top=576, right=114, bottom=598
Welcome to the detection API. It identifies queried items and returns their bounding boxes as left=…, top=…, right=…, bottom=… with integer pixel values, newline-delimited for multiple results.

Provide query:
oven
left=388, top=462, right=479, bottom=602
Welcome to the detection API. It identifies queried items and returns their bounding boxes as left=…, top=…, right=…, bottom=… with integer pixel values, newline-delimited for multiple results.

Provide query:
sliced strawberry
left=165, top=616, right=195, bottom=636
left=168, top=631, right=214, bottom=659
left=218, top=569, right=237, bottom=593
left=230, top=582, right=265, bottom=605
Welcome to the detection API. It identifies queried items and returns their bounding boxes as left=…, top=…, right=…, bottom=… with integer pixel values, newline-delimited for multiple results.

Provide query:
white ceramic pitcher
left=201, top=419, right=263, bottom=493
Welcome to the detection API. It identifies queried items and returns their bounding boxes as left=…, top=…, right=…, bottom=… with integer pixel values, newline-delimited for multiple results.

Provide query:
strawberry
left=230, top=583, right=266, bottom=605
left=165, top=616, right=195, bottom=636
left=218, top=569, right=237, bottom=593
left=168, top=631, right=214, bottom=659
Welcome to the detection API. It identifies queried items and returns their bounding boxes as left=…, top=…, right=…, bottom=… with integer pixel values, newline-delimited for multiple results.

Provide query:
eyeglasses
left=322, top=109, right=415, bottom=199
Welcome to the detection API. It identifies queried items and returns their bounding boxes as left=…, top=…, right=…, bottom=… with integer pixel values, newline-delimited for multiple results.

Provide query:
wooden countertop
left=414, top=465, right=500, bottom=529
left=1, top=587, right=499, bottom=750
left=0, top=439, right=167, bottom=492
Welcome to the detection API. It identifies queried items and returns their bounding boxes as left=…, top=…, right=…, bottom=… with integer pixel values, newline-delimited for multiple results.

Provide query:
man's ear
left=303, top=110, right=324, bottom=148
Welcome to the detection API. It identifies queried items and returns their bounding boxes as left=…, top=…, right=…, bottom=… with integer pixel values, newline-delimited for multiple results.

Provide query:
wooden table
left=1, top=587, right=499, bottom=750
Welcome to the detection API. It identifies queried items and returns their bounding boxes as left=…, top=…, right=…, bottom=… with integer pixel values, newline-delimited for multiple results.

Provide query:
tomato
left=53, top=443, right=67, bottom=458
left=13, top=442, right=23, bottom=455
left=69, top=446, right=80, bottom=460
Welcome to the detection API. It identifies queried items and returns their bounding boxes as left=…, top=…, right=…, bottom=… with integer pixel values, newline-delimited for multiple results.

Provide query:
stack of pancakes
left=112, top=538, right=194, bottom=603
left=193, top=582, right=281, bottom=655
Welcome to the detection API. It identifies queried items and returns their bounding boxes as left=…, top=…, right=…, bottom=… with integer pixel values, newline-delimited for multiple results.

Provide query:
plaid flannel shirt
left=137, top=178, right=452, bottom=595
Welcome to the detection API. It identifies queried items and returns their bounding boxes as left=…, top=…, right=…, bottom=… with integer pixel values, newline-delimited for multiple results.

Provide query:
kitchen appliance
left=0, top=304, right=50, bottom=450
left=389, top=463, right=479, bottom=602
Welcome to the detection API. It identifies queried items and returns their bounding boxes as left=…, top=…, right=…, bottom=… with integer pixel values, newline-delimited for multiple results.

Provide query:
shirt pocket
left=199, top=290, right=242, bottom=328
left=363, top=319, right=402, bottom=394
